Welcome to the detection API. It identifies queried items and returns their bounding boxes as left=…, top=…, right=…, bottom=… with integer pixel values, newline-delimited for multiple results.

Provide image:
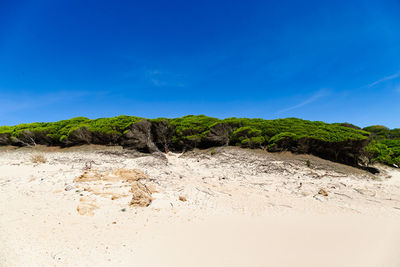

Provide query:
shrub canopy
left=0, top=115, right=370, bottom=145
left=0, top=116, right=142, bottom=142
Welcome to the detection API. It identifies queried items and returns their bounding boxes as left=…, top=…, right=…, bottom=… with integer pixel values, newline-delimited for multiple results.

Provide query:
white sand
left=1, top=146, right=400, bottom=266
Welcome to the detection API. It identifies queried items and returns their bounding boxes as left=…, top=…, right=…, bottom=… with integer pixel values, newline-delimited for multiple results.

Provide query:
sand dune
left=1, top=145, right=400, bottom=266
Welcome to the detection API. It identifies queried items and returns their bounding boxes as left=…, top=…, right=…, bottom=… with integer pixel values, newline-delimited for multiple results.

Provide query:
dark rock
left=120, top=120, right=158, bottom=153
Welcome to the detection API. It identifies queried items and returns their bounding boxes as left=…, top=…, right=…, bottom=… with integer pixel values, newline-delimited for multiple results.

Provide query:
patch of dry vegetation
left=30, top=154, right=47, bottom=164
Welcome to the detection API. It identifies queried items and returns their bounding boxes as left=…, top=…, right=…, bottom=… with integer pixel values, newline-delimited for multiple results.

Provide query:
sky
left=0, top=0, right=400, bottom=128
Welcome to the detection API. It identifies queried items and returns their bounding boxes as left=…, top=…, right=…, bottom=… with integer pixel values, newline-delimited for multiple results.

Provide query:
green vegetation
left=154, top=116, right=370, bottom=150
left=230, top=126, right=265, bottom=148
left=0, top=115, right=142, bottom=143
left=3, top=114, right=399, bottom=168
left=332, top=122, right=361, bottom=130
left=223, top=117, right=369, bottom=144
left=306, top=160, right=311, bottom=168
left=363, top=125, right=400, bottom=166
left=168, top=115, right=219, bottom=147
left=363, top=125, right=391, bottom=139
left=0, top=115, right=370, bottom=147
left=10, top=115, right=400, bottom=167
left=210, top=149, right=216, bottom=156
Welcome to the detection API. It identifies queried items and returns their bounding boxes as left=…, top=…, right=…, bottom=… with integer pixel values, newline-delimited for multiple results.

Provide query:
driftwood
left=195, top=187, right=214, bottom=196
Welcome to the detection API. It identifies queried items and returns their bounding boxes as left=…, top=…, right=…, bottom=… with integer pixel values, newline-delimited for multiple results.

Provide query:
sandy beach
left=1, top=145, right=400, bottom=266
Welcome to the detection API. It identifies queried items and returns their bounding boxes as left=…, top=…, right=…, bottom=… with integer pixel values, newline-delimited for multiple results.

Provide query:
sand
left=1, top=145, right=400, bottom=266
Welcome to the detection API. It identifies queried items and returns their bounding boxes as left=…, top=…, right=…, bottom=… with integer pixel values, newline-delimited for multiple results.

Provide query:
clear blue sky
left=1, top=0, right=400, bottom=128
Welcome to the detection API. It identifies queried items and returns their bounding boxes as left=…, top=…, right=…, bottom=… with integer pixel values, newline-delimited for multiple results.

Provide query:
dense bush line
left=0, top=115, right=370, bottom=146
left=0, top=116, right=142, bottom=145
left=2, top=115, right=397, bottom=169
left=166, top=116, right=371, bottom=152
left=0, top=115, right=373, bottom=167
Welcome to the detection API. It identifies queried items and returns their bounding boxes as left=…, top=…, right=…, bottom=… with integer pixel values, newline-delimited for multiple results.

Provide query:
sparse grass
left=210, top=149, right=215, bottom=156
left=30, top=153, right=47, bottom=164
left=306, top=160, right=311, bottom=168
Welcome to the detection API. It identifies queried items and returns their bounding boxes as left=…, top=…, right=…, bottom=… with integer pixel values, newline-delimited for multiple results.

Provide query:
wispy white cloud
left=367, top=71, right=400, bottom=88
left=277, top=89, right=330, bottom=114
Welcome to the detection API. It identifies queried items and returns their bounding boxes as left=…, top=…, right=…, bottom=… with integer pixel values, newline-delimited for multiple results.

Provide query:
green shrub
left=269, top=132, right=298, bottom=144
left=363, top=125, right=390, bottom=140
left=332, top=122, right=361, bottom=130
left=364, top=140, right=400, bottom=165
left=393, top=156, right=400, bottom=165
left=389, top=128, right=400, bottom=139
left=240, top=136, right=266, bottom=148
left=362, top=125, right=400, bottom=166
left=87, top=116, right=142, bottom=135
left=230, top=126, right=265, bottom=147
